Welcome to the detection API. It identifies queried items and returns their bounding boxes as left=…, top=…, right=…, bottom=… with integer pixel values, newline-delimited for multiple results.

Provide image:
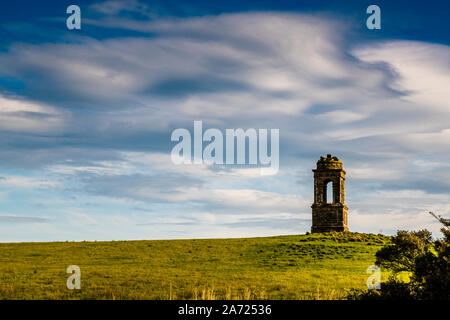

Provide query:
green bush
left=349, top=213, right=449, bottom=300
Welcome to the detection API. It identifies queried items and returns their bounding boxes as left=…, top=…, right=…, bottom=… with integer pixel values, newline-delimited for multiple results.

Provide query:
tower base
left=311, top=225, right=349, bottom=233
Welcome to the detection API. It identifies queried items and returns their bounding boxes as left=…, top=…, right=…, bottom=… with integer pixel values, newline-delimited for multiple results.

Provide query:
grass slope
left=0, top=232, right=390, bottom=300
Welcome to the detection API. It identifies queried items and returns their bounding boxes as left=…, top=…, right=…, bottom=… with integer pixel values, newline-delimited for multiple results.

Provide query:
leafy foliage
left=349, top=212, right=449, bottom=300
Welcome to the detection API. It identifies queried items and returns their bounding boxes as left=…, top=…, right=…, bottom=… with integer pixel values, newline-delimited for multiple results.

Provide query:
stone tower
left=311, top=154, right=349, bottom=233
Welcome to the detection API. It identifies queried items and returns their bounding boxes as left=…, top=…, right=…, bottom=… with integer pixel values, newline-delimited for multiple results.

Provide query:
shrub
left=349, top=212, right=449, bottom=300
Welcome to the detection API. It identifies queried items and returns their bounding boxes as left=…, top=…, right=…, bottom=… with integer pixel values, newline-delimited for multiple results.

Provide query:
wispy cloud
left=0, top=215, right=50, bottom=224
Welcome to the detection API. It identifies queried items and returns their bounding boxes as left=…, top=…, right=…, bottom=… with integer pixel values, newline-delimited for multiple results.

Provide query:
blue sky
left=0, top=0, right=449, bottom=241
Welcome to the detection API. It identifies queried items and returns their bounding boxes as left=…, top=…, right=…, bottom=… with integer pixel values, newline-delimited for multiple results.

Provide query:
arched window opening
left=325, top=181, right=333, bottom=204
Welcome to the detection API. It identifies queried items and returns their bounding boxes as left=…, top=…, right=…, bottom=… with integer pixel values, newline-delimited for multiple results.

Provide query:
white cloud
left=0, top=175, right=60, bottom=189
left=316, top=110, right=369, bottom=124
left=354, top=41, right=450, bottom=113
left=0, top=95, right=65, bottom=133
left=91, top=0, right=152, bottom=16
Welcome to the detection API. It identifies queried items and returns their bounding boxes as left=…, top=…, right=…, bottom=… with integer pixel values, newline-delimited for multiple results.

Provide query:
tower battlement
left=316, top=154, right=344, bottom=170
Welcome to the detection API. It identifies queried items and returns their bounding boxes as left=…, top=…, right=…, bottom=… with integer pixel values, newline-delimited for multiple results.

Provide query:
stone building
left=311, top=154, right=349, bottom=233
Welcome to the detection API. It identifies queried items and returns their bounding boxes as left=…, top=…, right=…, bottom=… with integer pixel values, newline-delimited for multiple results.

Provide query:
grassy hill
left=0, top=232, right=390, bottom=300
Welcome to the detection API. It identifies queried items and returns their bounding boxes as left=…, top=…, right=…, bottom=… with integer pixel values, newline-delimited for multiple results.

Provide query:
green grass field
left=0, top=232, right=390, bottom=300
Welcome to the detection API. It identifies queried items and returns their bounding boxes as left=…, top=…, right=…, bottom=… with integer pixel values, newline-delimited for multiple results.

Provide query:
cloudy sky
left=0, top=0, right=449, bottom=241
